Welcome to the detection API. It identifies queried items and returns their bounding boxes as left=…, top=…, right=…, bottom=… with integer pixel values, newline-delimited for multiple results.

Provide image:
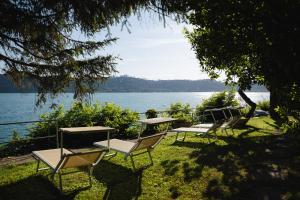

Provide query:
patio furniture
left=220, top=107, right=244, bottom=135
left=32, top=126, right=114, bottom=191
left=192, top=123, right=215, bottom=128
left=59, top=126, right=115, bottom=152
left=171, top=122, right=222, bottom=142
left=32, top=148, right=107, bottom=191
left=138, top=117, right=177, bottom=138
left=94, top=132, right=166, bottom=171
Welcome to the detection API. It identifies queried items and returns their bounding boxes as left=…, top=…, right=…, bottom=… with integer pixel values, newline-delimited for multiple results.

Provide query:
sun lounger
left=220, top=107, right=245, bottom=134
left=32, top=148, right=107, bottom=191
left=171, top=122, right=223, bottom=142
left=93, top=132, right=166, bottom=171
left=192, top=123, right=215, bottom=128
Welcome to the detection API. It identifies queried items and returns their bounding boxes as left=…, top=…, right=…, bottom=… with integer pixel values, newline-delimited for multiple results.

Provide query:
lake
left=0, top=92, right=269, bottom=142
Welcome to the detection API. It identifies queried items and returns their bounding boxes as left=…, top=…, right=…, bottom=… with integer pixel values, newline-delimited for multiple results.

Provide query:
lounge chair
left=93, top=132, right=166, bottom=171
left=220, top=107, right=244, bottom=135
left=192, top=123, right=215, bottom=128
left=171, top=122, right=223, bottom=142
left=32, top=148, right=107, bottom=191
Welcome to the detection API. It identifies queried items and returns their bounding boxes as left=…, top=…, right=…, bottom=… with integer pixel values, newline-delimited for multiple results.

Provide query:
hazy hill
left=0, top=75, right=267, bottom=92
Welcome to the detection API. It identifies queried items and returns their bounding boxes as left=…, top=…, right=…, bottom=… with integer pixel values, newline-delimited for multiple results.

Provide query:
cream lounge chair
left=171, top=122, right=223, bottom=142
left=192, top=108, right=223, bottom=129
left=94, top=132, right=166, bottom=171
left=220, top=107, right=244, bottom=135
left=192, top=123, right=215, bottom=128
left=32, top=148, right=107, bottom=191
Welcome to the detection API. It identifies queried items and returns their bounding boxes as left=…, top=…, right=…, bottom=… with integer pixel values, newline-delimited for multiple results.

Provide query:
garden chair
left=220, top=107, right=244, bottom=135
left=93, top=132, right=166, bottom=171
left=192, top=107, right=224, bottom=129
left=32, top=148, right=107, bottom=191
left=171, top=121, right=223, bottom=142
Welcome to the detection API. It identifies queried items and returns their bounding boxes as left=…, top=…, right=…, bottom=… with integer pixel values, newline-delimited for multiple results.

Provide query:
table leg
left=107, top=131, right=110, bottom=151
left=60, top=131, right=63, bottom=158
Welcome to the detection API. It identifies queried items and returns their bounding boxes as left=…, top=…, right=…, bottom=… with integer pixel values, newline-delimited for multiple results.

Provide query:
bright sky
left=0, top=13, right=210, bottom=80
left=76, top=13, right=210, bottom=80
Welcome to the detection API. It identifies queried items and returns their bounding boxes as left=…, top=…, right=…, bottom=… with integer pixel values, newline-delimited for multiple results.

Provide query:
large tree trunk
left=269, top=86, right=281, bottom=122
left=238, top=88, right=256, bottom=119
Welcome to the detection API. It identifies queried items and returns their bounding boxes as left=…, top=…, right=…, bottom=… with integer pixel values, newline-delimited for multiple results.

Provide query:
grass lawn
left=0, top=116, right=300, bottom=200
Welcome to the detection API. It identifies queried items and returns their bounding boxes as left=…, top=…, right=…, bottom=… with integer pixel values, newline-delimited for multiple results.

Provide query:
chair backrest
left=133, top=133, right=166, bottom=151
left=59, top=149, right=107, bottom=169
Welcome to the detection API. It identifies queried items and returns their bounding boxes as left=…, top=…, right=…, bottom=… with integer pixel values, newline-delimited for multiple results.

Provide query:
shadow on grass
left=93, top=160, right=143, bottom=200
left=161, top=160, right=180, bottom=176
left=0, top=175, right=79, bottom=200
left=190, top=133, right=300, bottom=199
left=264, top=120, right=280, bottom=129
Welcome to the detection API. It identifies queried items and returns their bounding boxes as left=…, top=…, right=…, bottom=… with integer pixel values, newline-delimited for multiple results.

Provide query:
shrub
left=257, top=100, right=270, bottom=111
left=143, top=109, right=159, bottom=135
left=27, top=102, right=139, bottom=148
left=167, top=103, right=193, bottom=127
left=98, top=103, right=139, bottom=138
left=28, top=105, right=65, bottom=138
left=63, top=102, right=101, bottom=127
left=145, top=109, right=158, bottom=118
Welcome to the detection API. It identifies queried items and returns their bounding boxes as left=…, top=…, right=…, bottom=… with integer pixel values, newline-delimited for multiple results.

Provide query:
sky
left=75, top=13, right=210, bottom=80
left=0, top=12, right=210, bottom=80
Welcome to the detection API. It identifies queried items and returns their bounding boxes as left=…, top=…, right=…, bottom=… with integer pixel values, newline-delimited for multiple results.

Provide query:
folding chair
left=32, top=148, right=107, bottom=191
left=94, top=132, right=166, bottom=171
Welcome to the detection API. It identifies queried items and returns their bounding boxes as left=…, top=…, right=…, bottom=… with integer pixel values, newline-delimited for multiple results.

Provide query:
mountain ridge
left=0, top=75, right=268, bottom=92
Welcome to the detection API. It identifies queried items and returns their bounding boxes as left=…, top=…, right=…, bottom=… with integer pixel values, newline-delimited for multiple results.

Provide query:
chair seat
left=94, top=139, right=136, bottom=154
left=171, top=127, right=210, bottom=133
left=192, top=123, right=214, bottom=128
left=32, top=148, right=72, bottom=169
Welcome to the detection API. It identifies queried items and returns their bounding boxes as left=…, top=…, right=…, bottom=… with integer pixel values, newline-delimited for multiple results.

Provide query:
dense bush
left=167, top=103, right=194, bottom=127
left=257, top=100, right=270, bottom=111
left=195, top=91, right=239, bottom=122
left=97, top=103, right=139, bottom=138
left=145, top=109, right=158, bottom=118
left=143, top=109, right=159, bottom=135
left=28, top=102, right=139, bottom=146
left=29, top=102, right=100, bottom=138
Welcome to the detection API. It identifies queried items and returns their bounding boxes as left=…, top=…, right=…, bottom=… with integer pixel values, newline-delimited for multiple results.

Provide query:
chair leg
left=58, top=172, right=63, bottom=191
left=224, top=128, right=229, bottom=136
left=89, top=166, right=94, bottom=187
left=36, top=160, right=40, bottom=173
left=147, top=150, right=153, bottom=166
left=183, top=132, right=187, bottom=141
left=175, top=132, right=179, bottom=141
left=175, top=132, right=187, bottom=142
left=129, top=155, right=136, bottom=171
left=207, top=135, right=211, bottom=143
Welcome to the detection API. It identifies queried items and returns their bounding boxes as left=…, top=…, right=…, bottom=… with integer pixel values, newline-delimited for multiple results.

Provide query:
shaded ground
left=0, top=117, right=299, bottom=200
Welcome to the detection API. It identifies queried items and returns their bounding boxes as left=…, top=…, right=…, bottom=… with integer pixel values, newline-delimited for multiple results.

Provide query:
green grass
left=1, top=117, right=300, bottom=200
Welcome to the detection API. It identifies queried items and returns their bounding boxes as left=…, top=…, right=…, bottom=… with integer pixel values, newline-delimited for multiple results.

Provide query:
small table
left=58, top=126, right=115, bottom=156
left=138, top=117, right=177, bottom=138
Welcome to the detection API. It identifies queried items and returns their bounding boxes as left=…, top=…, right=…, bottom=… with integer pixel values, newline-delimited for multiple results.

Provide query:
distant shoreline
left=0, top=75, right=268, bottom=93
left=0, top=91, right=269, bottom=94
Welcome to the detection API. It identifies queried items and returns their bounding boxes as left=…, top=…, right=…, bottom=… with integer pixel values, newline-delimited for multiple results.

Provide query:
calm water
left=0, top=92, right=269, bottom=142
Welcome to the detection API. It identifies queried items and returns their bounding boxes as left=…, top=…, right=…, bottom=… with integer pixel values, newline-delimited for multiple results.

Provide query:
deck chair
left=192, top=123, right=215, bottom=128
left=32, top=148, right=107, bottom=191
left=220, top=107, right=243, bottom=135
left=172, top=121, right=223, bottom=142
left=93, top=132, right=166, bottom=171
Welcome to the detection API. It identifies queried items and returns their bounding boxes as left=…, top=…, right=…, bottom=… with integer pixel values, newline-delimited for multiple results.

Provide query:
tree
left=0, top=0, right=175, bottom=105
left=182, top=0, right=300, bottom=120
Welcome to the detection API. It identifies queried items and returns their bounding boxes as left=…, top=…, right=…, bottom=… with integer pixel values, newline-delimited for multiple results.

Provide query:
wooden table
left=138, top=117, right=177, bottom=138
left=58, top=126, right=115, bottom=156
